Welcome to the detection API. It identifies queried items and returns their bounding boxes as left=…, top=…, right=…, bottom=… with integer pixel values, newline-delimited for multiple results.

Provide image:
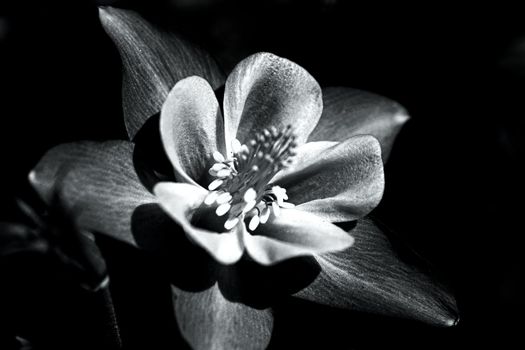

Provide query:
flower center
left=205, top=126, right=297, bottom=231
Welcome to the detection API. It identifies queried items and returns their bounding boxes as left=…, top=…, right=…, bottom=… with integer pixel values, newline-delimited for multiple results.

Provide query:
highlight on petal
left=160, top=76, right=226, bottom=187
left=29, top=141, right=154, bottom=245
left=243, top=209, right=354, bottom=266
left=173, top=284, right=273, bottom=350
left=99, top=6, right=224, bottom=139
left=274, top=135, right=384, bottom=222
left=294, top=218, right=458, bottom=327
left=308, top=87, right=410, bottom=162
left=154, top=182, right=244, bottom=265
left=223, top=52, right=322, bottom=153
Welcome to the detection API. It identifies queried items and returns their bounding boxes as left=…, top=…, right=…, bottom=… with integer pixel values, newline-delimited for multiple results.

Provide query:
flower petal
left=243, top=209, right=353, bottom=266
left=160, top=76, right=226, bottom=187
left=173, top=284, right=273, bottom=350
left=274, top=135, right=384, bottom=222
left=99, top=6, right=224, bottom=140
left=29, top=141, right=154, bottom=245
left=294, top=218, right=458, bottom=327
left=223, top=52, right=322, bottom=152
left=308, top=87, right=410, bottom=161
left=154, top=182, right=244, bottom=265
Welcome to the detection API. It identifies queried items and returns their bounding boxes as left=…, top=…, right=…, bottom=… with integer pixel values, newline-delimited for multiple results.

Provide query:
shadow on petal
left=335, top=221, right=358, bottom=231
left=131, top=203, right=216, bottom=292
left=94, top=234, right=184, bottom=349
left=216, top=256, right=321, bottom=310
left=131, top=203, right=322, bottom=309
left=132, top=84, right=228, bottom=193
left=132, top=114, right=175, bottom=193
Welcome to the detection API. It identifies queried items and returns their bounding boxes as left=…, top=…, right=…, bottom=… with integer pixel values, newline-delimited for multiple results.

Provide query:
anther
left=213, top=151, right=225, bottom=163
left=206, top=126, right=297, bottom=231
left=248, top=214, right=260, bottom=231
left=216, top=192, right=232, bottom=204
left=204, top=191, right=219, bottom=205
left=271, top=202, right=281, bottom=217
left=224, top=217, right=239, bottom=230
left=208, top=179, right=223, bottom=191
left=260, top=207, right=270, bottom=224
left=216, top=203, right=231, bottom=216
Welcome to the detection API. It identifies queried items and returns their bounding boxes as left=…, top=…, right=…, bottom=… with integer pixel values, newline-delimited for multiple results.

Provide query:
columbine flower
left=27, top=6, right=457, bottom=349
left=152, top=66, right=371, bottom=265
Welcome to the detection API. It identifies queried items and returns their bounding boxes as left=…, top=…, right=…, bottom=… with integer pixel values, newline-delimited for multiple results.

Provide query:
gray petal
left=294, top=217, right=458, bottom=327
left=99, top=7, right=224, bottom=139
left=309, top=87, right=410, bottom=162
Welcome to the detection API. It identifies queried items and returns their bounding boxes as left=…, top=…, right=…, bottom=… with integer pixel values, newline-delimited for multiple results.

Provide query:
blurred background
left=1, top=0, right=524, bottom=348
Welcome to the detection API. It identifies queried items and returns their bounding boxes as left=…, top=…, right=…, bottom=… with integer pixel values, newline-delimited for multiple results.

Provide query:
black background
left=1, top=0, right=524, bottom=348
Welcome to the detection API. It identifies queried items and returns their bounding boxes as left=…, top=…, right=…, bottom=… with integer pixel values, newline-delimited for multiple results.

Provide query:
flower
left=152, top=56, right=380, bottom=266
left=27, top=6, right=458, bottom=349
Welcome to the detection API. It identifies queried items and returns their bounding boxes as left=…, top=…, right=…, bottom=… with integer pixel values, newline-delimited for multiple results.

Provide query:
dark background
left=1, top=0, right=524, bottom=348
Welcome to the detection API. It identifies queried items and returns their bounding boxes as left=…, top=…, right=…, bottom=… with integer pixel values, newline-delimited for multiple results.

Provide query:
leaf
left=294, top=217, right=458, bottom=327
left=99, top=6, right=225, bottom=140
left=308, top=87, right=410, bottom=162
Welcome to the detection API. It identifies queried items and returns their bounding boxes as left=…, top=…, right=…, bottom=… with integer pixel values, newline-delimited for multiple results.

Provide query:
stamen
left=260, top=206, right=270, bottom=224
left=243, top=200, right=256, bottom=214
left=271, top=201, right=281, bottom=217
left=208, top=179, right=223, bottom=191
left=204, top=191, right=219, bottom=205
left=216, top=192, right=232, bottom=204
left=248, top=214, right=260, bottom=231
left=206, top=126, right=297, bottom=231
left=244, top=188, right=256, bottom=202
left=213, top=151, right=225, bottom=163
left=216, top=203, right=231, bottom=216
left=224, top=217, right=239, bottom=230
left=231, top=139, right=242, bottom=154
left=210, top=163, right=226, bottom=172
left=216, top=169, right=232, bottom=178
